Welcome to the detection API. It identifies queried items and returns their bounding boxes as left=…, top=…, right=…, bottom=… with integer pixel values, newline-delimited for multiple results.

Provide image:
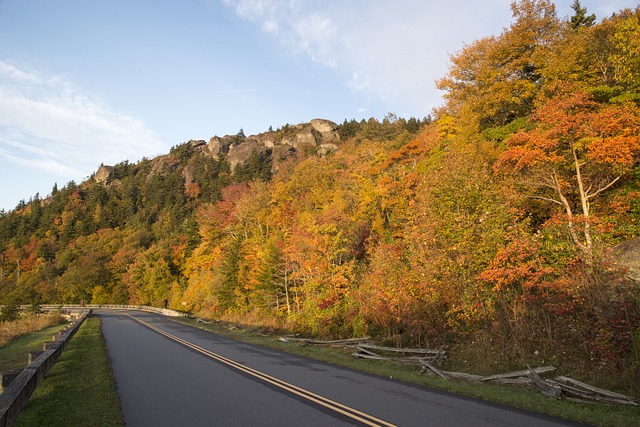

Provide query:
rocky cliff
left=94, top=118, right=341, bottom=185
left=195, top=118, right=340, bottom=170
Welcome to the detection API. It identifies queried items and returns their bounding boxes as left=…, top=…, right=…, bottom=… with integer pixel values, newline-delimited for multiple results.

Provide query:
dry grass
left=0, top=313, right=66, bottom=348
left=219, top=310, right=289, bottom=332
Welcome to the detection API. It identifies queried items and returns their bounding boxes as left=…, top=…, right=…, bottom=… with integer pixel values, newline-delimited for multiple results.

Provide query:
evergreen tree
left=218, top=235, right=244, bottom=311
left=338, top=119, right=360, bottom=140
left=0, top=300, right=20, bottom=322
left=570, top=0, right=595, bottom=30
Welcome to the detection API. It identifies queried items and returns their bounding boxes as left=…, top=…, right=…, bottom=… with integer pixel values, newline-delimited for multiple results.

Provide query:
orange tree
left=497, top=84, right=640, bottom=269
left=437, top=0, right=563, bottom=132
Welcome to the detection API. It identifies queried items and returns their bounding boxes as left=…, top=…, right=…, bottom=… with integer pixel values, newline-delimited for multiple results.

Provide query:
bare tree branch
left=586, top=176, right=621, bottom=200
left=530, top=195, right=565, bottom=206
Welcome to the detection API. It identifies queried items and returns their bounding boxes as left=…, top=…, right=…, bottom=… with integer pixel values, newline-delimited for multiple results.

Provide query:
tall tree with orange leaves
left=497, top=84, right=640, bottom=267
left=437, top=0, right=563, bottom=131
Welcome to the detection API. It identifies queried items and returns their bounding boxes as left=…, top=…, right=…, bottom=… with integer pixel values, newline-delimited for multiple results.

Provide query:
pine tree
left=570, top=0, right=595, bottom=30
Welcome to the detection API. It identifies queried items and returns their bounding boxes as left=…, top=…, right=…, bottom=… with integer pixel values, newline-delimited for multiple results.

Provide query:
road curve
left=99, top=310, right=584, bottom=427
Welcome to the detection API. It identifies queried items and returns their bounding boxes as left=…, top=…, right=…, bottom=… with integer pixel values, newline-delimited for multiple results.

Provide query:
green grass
left=15, top=317, right=123, bottom=427
left=172, top=317, right=640, bottom=427
left=0, top=323, right=68, bottom=372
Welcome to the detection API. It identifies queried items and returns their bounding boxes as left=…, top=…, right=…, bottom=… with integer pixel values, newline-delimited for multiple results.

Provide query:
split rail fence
left=278, top=334, right=639, bottom=406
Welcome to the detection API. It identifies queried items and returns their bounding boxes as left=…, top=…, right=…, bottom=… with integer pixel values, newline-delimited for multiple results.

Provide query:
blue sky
left=0, top=0, right=637, bottom=211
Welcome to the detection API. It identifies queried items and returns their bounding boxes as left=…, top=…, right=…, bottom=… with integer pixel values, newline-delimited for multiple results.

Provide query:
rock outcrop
left=227, top=140, right=268, bottom=171
left=90, top=118, right=341, bottom=192
left=94, top=165, right=114, bottom=185
left=202, top=136, right=231, bottom=159
left=311, top=118, right=340, bottom=143
left=613, top=238, right=640, bottom=282
left=197, top=118, right=340, bottom=171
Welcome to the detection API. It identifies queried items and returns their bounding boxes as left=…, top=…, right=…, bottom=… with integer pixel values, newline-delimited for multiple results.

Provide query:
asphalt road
left=99, top=310, right=584, bottom=427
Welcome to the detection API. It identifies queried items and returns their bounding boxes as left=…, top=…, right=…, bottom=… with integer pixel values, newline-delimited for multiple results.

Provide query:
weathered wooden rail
left=33, top=304, right=186, bottom=317
left=526, top=366, right=639, bottom=406
left=0, top=310, right=91, bottom=426
left=0, top=304, right=187, bottom=425
left=277, top=334, right=639, bottom=406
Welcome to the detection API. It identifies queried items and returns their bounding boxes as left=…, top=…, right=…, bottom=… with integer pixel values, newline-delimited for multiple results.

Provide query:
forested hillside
left=1, top=0, right=640, bottom=391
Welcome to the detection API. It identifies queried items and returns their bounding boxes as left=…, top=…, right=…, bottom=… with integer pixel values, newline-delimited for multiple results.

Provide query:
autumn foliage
left=2, top=1, right=640, bottom=392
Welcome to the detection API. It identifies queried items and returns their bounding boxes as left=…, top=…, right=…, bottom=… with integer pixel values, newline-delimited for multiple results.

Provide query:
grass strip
left=173, top=317, right=640, bottom=427
left=15, top=316, right=122, bottom=426
left=0, top=313, right=66, bottom=348
left=0, top=323, right=67, bottom=372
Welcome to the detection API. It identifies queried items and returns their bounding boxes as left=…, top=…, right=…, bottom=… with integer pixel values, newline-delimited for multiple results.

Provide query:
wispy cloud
left=0, top=61, right=167, bottom=182
left=222, top=0, right=510, bottom=116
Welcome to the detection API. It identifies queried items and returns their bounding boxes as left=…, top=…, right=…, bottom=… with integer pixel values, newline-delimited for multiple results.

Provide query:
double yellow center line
left=128, top=314, right=396, bottom=427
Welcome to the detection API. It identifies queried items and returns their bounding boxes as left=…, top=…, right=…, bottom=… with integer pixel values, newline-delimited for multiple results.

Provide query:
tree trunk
left=572, top=144, right=593, bottom=268
left=552, top=164, right=593, bottom=269
left=284, top=268, right=291, bottom=316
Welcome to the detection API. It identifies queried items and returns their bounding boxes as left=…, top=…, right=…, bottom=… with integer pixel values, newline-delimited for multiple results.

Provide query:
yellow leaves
left=610, top=15, right=640, bottom=90
left=438, top=1, right=564, bottom=130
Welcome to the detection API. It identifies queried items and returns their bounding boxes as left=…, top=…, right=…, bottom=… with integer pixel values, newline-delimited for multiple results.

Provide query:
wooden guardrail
left=18, top=304, right=186, bottom=317
left=0, top=310, right=91, bottom=427
left=0, top=304, right=186, bottom=425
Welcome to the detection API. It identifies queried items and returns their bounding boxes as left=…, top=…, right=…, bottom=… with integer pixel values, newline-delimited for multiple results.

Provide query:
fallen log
left=351, top=341, right=638, bottom=407
left=555, top=376, right=639, bottom=404
left=306, top=336, right=371, bottom=345
left=280, top=336, right=371, bottom=345
left=527, top=365, right=562, bottom=399
left=357, top=343, right=445, bottom=356
left=430, top=345, right=446, bottom=366
left=354, top=346, right=382, bottom=358
left=439, top=371, right=483, bottom=382
left=278, top=336, right=310, bottom=343
left=421, top=363, right=449, bottom=380
left=353, top=347, right=440, bottom=367
left=353, top=353, right=385, bottom=361
left=481, top=366, right=555, bottom=382
left=551, top=377, right=639, bottom=406
left=491, top=377, right=533, bottom=385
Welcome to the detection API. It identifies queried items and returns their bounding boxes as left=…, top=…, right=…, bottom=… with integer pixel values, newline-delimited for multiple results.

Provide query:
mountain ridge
left=93, top=118, right=341, bottom=187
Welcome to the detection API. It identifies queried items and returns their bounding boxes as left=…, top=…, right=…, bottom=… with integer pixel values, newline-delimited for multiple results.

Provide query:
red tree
left=498, top=85, right=640, bottom=267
